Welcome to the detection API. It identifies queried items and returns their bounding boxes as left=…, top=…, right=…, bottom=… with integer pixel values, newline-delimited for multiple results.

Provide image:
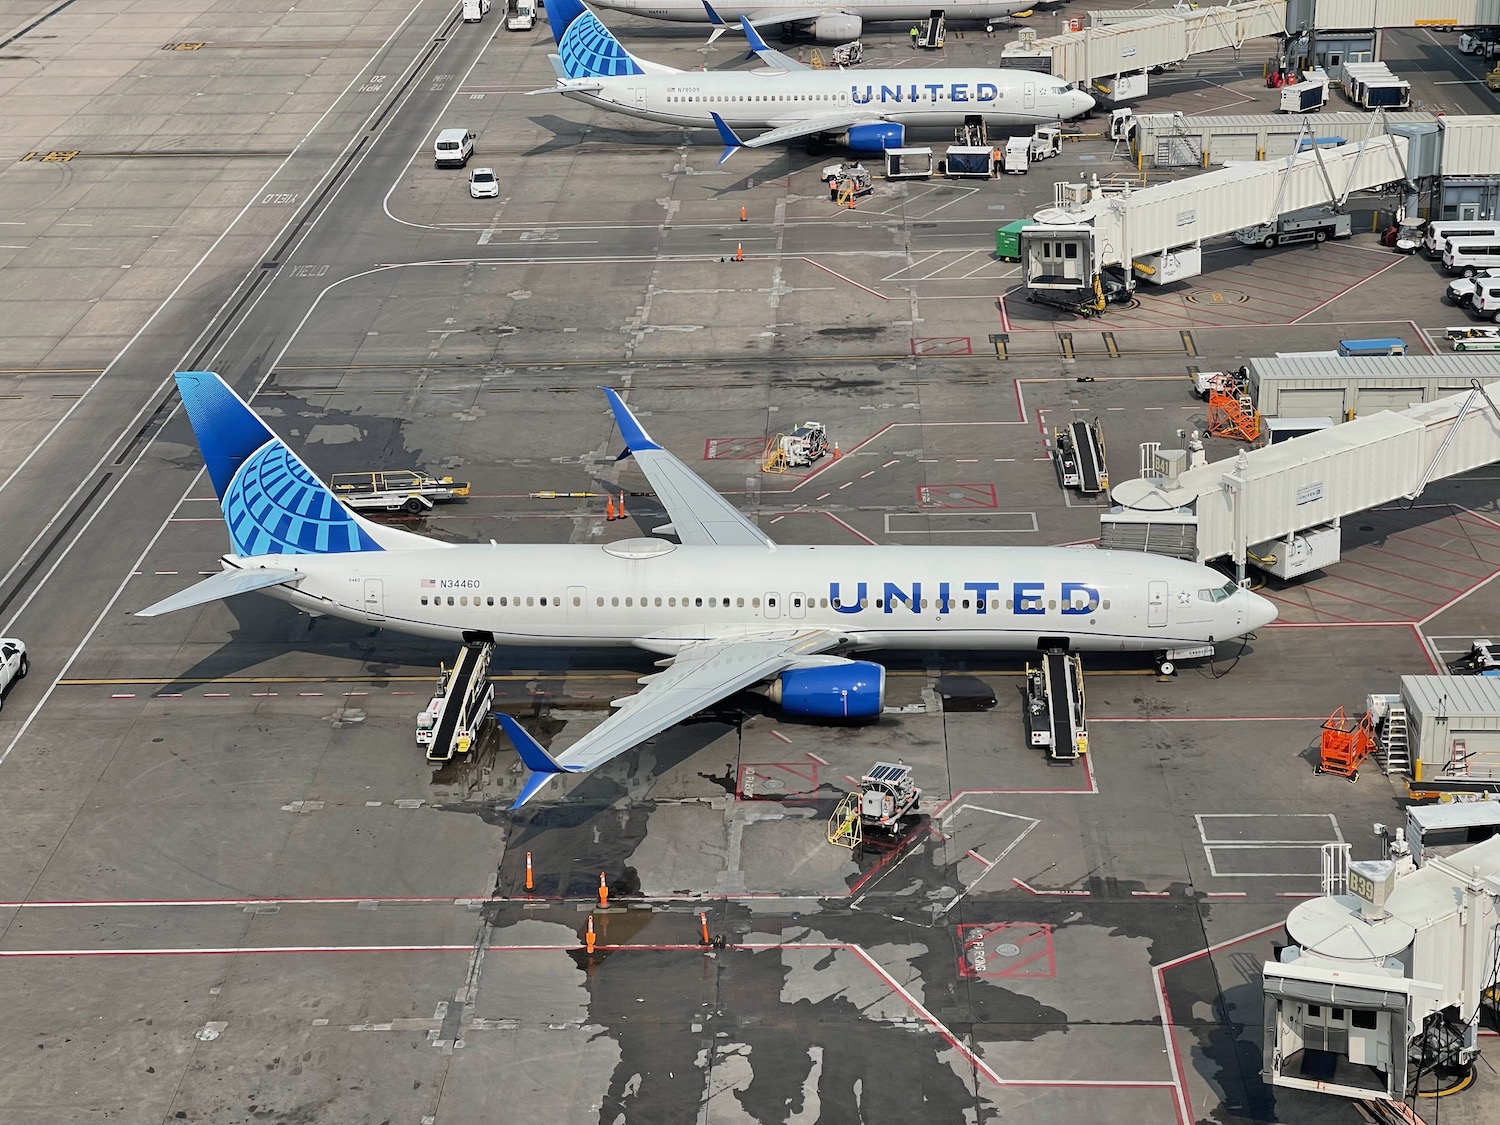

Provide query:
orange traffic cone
left=833, top=443, right=841, bottom=460
left=617, top=492, right=627, bottom=519
left=735, top=243, right=744, bottom=262
left=699, top=912, right=711, bottom=945
left=586, top=915, right=596, bottom=954
left=605, top=495, right=616, bottom=521
left=525, top=851, right=534, bottom=892
left=739, top=206, right=747, bottom=222
left=598, top=871, right=609, bottom=908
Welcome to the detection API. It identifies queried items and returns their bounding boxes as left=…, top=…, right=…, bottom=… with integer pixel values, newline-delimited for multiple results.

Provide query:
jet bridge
left=1021, top=133, right=1408, bottom=298
left=1263, top=837, right=1500, bottom=1106
left=1000, top=0, right=1286, bottom=94
left=1101, top=380, right=1500, bottom=580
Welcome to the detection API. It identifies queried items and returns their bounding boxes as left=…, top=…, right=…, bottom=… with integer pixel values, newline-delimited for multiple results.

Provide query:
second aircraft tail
left=547, top=0, right=661, bottom=78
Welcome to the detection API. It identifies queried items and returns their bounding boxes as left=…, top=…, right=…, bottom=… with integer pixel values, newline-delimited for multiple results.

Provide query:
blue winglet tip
left=601, top=387, right=662, bottom=452
left=702, top=0, right=725, bottom=25
left=739, top=16, right=769, bottom=53
left=496, top=713, right=564, bottom=774
left=710, top=112, right=741, bottom=164
left=510, top=769, right=559, bottom=810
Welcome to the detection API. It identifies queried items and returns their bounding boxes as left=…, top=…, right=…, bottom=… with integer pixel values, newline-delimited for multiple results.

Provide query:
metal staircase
left=1381, top=702, right=1410, bottom=777
left=1207, top=389, right=1262, bottom=442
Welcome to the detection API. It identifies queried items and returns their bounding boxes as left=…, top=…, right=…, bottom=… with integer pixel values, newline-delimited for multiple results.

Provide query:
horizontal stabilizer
left=136, top=567, right=304, bottom=617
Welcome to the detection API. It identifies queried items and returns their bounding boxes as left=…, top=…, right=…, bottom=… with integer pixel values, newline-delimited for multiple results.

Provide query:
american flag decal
left=421, top=578, right=436, bottom=588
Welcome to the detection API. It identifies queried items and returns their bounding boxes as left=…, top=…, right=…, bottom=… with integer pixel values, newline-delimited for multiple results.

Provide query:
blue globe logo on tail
left=549, top=0, right=643, bottom=78
left=223, top=441, right=382, bottom=557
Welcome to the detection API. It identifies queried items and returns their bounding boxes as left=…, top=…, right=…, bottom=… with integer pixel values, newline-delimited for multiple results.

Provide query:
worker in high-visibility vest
left=910, top=24, right=919, bottom=47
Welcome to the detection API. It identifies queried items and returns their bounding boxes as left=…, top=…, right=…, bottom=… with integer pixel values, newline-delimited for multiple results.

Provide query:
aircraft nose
left=1064, top=89, right=1097, bottom=119
left=1244, top=590, right=1277, bottom=633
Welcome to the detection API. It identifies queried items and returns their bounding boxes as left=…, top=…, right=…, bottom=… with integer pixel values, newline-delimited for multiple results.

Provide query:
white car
left=468, top=168, right=499, bottom=199
left=0, top=637, right=28, bottom=711
left=1446, top=268, right=1500, bottom=307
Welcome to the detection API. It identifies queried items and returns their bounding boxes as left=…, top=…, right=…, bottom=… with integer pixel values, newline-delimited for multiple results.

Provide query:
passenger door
left=1024, top=82, right=1036, bottom=110
left=763, top=593, right=781, bottom=620
left=363, top=578, right=385, bottom=623
left=789, top=592, right=807, bottom=620
left=567, top=585, right=587, bottom=625
left=1147, top=581, right=1167, bottom=628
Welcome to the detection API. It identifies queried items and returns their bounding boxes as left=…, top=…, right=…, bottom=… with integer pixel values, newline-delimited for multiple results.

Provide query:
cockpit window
left=1198, top=581, right=1237, bottom=603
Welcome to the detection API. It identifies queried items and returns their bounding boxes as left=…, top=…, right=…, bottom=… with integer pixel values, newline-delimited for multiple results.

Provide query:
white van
left=1423, top=220, right=1500, bottom=257
left=463, top=0, right=491, bottom=19
left=1471, top=278, right=1500, bottom=322
left=1444, top=237, right=1500, bottom=276
left=434, top=128, right=475, bottom=169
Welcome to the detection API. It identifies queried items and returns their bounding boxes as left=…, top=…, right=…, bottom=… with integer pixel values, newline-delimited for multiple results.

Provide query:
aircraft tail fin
left=496, top=713, right=579, bottom=809
left=546, top=0, right=651, bottom=78
left=173, top=372, right=432, bottom=557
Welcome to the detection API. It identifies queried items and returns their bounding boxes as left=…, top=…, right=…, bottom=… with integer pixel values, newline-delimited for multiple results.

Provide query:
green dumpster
left=995, top=220, right=1028, bottom=261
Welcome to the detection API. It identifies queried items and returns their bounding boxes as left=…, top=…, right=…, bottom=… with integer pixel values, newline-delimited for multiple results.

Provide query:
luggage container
left=994, top=219, right=1029, bottom=260
left=1278, top=68, right=1329, bottom=112
left=883, top=147, right=933, bottom=180
left=1002, top=136, right=1029, bottom=174
left=943, top=146, right=993, bottom=178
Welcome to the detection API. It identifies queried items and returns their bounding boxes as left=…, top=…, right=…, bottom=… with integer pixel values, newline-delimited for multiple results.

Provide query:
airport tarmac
left=2, top=0, right=1500, bottom=1122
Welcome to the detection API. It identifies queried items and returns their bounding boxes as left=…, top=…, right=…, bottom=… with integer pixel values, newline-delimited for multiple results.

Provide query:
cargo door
left=634, top=87, right=646, bottom=111
left=1210, top=134, right=1258, bottom=163
left=1276, top=388, right=1346, bottom=418
left=763, top=592, right=781, bottom=619
left=789, top=592, right=807, bottom=620
left=363, top=578, right=385, bottom=622
left=1147, top=580, right=1168, bottom=628
left=1354, top=387, right=1422, bottom=415
left=567, top=585, right=587, bottom=624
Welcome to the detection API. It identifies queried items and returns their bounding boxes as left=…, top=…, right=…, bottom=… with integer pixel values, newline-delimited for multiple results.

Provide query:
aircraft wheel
left=1157, top=659, right=1175, bottom=676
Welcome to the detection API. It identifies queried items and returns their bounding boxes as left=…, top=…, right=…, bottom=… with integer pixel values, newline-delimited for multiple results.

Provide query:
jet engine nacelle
left=812, top=12, right=861, bottom=40
left=846, top=122, right=904, bottom=153
left=764, top=658, right=885, bottom=719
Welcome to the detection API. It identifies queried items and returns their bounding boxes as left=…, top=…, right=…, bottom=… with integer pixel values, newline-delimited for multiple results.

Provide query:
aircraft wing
left=742, top=5, right=838, bottom=23
left=735, top=111, right=888, bottom=148
left=602, top=387, right=774, bottom=548
left=497, top=629, right=838, bottom=807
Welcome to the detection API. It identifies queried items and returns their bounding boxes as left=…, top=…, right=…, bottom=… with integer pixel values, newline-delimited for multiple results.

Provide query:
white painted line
left=804, top=752, right=828, bottom=765
left=110, top=694, right=135, bottom=699
left=769, top=730, right=793, bottom=745
left=1205, top=892, right=1248, bottom=898
left=965, top=849, right=994, bottom=868
left=815, top=492, right=831, bottom=500
left=837, top=481, right=853, bottom=489
left=204, top=693, right=230, bottom=699
left=860, top=470, right=875, bottom=478
left=881, top=459, right=899, bottom=468
left=1132, top=891, right=1170, bottom=898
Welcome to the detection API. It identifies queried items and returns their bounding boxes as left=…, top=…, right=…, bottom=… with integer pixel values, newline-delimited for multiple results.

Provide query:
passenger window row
left=414, top=594, right=1113, bottom=612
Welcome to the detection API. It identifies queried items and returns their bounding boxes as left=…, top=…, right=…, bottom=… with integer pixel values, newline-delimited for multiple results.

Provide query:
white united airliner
left=531, top=0, right=1094, bottom=156
left=142, top=374, right=1276, bottom=807
left=590, top=0, right=1032, bottom=43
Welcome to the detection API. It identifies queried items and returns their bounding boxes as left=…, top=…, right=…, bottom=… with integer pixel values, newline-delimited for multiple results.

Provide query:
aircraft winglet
left=709, top=111, right=743, bottom=165
left=737, top=16, right=810, bottom=70
left=496, top=713, right=575, bottom=810
left=602, top=387, right=664, bottom=459
left=701, top=0, right=729, bottom=43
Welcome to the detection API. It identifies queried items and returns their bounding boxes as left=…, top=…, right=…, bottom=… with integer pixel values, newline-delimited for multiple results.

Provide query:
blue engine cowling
left=765, top=659, right=885, bottom=719
left=846, top=123, right=904, bottom=154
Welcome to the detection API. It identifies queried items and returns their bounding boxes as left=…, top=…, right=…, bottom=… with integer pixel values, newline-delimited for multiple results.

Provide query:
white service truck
left=1235, top=207, right=1351, bottom=249
left=506, top=0, right=536, bottom=30
left=463, top=0, right=491, bottom=20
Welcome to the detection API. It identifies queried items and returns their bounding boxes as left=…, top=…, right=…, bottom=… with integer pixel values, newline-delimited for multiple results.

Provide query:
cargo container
left=994, top=220, right=1029, bottom=260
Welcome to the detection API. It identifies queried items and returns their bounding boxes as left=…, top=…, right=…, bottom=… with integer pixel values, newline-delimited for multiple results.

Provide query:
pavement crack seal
left=439, top=911, right=494, bottom=1052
